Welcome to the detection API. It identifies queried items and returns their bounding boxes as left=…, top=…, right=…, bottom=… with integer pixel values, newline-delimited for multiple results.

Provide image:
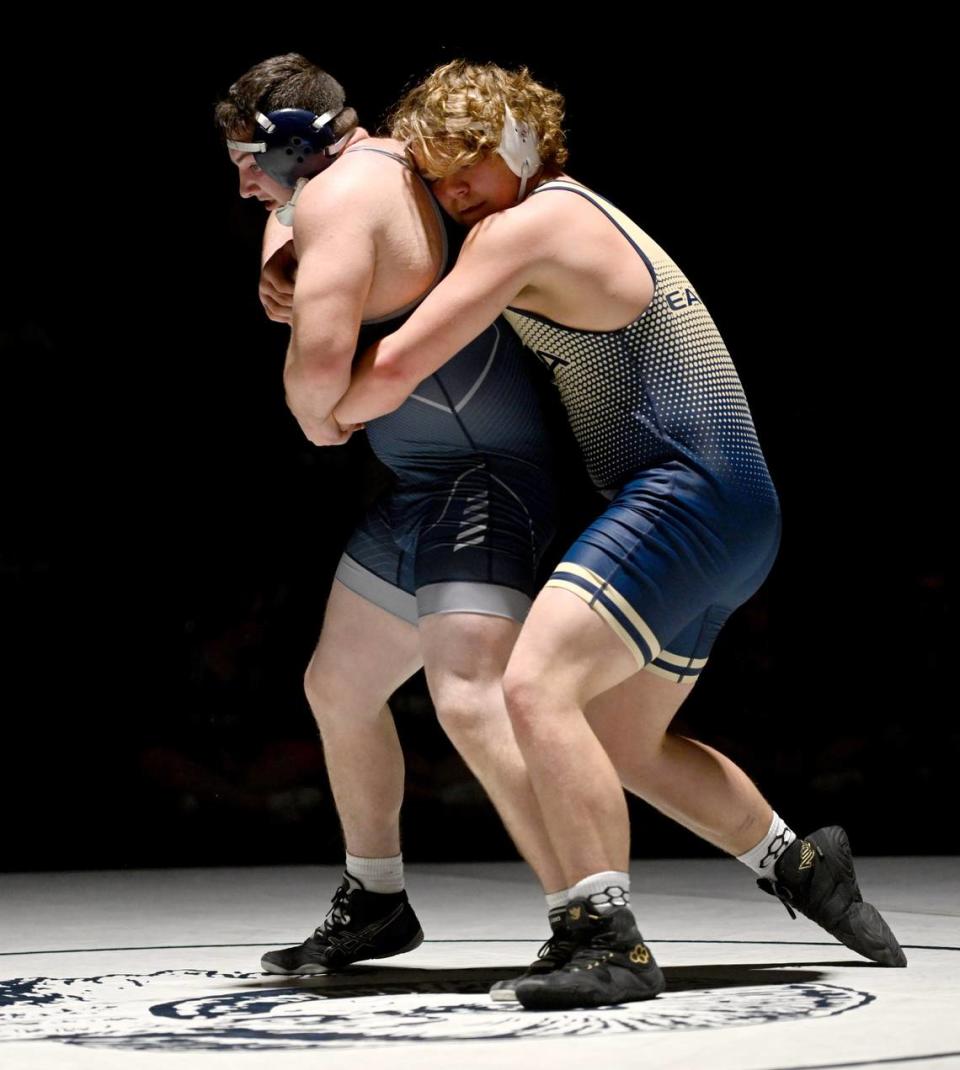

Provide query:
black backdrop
left=2, top=22, right=949, bottom=870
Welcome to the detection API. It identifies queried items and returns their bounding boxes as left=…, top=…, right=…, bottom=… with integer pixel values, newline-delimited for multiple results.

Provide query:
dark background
left=2, top=22, right=949, bottom=871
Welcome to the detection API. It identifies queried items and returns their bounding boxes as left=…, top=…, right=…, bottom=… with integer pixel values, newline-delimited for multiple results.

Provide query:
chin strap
left=275, top=178, right=308, bottom=227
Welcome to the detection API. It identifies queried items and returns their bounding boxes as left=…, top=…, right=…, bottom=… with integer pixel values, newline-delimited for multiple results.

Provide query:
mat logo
left=0, top=971, right=873, bottom=1051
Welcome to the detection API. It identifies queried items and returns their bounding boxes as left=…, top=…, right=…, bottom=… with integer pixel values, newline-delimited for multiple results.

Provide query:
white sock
left=569, top=871, right=630, bottom=914
left=545, top=888, right=571, bottom=913
left=737, top=812, right=797, bottom=877
left=344, top=851, right=404, bottom=894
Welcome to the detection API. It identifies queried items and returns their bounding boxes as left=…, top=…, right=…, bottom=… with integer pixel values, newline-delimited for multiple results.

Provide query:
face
left=430, top=153, right=520, bottom=225
left=228, top=148, right=292, bottom=211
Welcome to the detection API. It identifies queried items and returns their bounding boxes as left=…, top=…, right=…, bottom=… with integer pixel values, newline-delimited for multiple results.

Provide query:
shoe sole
left=516, top=966, right=666, bottom=1010
left=260, top=928, right=425, bottom=975
left=490, top=964, right=569, bottom=1002
left=490, top=956, right=578, bottom=1002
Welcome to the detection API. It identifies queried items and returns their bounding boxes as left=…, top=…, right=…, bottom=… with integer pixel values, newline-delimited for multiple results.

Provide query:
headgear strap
left=226, top=106, right=352, bottom=188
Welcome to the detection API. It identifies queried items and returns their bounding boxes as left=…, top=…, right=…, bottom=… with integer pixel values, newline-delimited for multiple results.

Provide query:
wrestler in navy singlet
left=502, top=180, right=780, bottom=680
left=336, top=149, right=555, bottom=623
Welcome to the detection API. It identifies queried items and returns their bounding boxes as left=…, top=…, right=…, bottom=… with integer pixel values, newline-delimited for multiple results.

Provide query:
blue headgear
left=226, top=106, right=352, bottom=188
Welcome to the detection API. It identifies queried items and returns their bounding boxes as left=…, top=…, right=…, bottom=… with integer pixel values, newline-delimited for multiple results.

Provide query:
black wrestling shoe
left=260, top=873, right=424, bottom=975
left=515, top=899, right=665, bottom=1009
left=489, top=908, right=578, bottom=1002
left=757, top=826, right=907, bottom=967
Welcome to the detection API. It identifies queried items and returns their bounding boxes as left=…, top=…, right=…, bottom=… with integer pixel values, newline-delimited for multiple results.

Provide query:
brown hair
left=388, top=59, right=567, bottom=179
left=214, top=53, right=357, bottom=141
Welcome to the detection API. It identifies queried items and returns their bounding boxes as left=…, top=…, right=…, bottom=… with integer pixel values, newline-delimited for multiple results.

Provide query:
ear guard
left=227, top=107, right=351, bottom=188
left=496, top=105, right=542, bottom=201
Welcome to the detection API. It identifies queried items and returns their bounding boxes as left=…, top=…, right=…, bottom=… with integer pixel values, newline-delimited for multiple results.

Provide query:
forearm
left=336, top=234, right=528, bottom=425
left=333, top=340, right=418, bottom=425
left=284, top=337, right=353, bottom=430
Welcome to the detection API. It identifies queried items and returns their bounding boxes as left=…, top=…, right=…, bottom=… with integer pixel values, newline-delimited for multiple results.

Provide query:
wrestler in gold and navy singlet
left=335, top=148, right=556, bottom=624
left=503, top=180, right=781, bottom=682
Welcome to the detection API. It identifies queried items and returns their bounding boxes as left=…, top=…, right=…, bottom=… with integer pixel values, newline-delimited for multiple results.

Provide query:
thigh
left=586, top=670, right=696, bottom=757
left=507, top=584, right=642, bottom=708
left=308, top=580, right=423, bottom=714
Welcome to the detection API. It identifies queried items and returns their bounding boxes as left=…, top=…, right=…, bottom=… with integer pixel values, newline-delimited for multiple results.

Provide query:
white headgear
left=496, top=105, right=542, bottom=202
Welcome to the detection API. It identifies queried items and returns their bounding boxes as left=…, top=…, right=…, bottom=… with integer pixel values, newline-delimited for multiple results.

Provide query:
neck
left=520, top=166, right=548, bottom=201
left=340, top=127, right=370, bottom=153
left=526, top=167, right=569, bottom=196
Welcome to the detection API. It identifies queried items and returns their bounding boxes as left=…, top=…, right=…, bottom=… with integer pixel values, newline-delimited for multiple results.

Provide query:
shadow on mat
left=232, top=961, right=846, bottom=996
left=240, top=965, right=531, bottom=995
left=662, top=962, right=862, bottom=992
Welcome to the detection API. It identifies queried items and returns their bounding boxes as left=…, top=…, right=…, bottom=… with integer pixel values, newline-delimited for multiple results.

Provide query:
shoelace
left=757, top=877, right=798, bottom=920
left=537, top=930, right=576, bottom=965
left=312, top=883, right=351, bottom=939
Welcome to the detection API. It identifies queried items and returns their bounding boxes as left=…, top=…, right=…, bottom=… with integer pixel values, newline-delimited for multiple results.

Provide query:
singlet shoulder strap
left=529, top=178, right=603, bottom=202
left=343, top=145, right=415, bottom=169
left=526, top=179, right=656, bottom=288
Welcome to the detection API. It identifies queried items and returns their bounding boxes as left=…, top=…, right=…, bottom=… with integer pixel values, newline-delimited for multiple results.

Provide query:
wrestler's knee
left=303, top=654, right=343, bottom=725
left=302, top=643, right=376, bottom=730
left=501, top=654, right=557, bottom=744
left=431, top=678, right=499, bottom=752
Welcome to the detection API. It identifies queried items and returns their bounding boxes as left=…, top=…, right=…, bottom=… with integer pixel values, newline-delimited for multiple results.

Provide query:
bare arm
left=259, top=213, right=297, bottom=324
left=284, top=179, right=377, bottom=445
left=333, top=210, right=541, bottom=426
left=262, top=210, right=293, bottom=266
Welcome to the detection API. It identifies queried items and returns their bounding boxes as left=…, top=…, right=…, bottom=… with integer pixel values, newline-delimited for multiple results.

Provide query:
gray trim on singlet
left=344, top=145, right=448, bottom=325
left=335, top=553, right=531, bottom=624
left=408, top=321, right=501, bottom=414
left=334, top=553, right=418, bottom=625
left=417, top=582, right=531, bottom=622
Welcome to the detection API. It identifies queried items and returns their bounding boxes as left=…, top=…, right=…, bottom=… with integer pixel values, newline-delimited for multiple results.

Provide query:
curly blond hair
left=388, top=60, right=567, bottom=179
